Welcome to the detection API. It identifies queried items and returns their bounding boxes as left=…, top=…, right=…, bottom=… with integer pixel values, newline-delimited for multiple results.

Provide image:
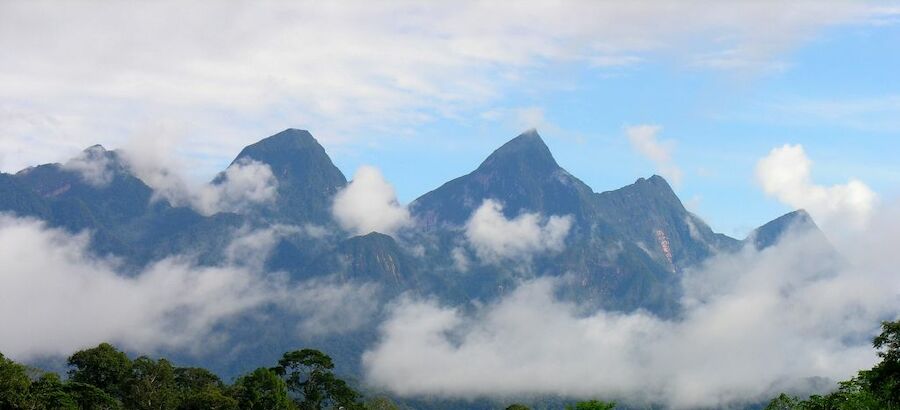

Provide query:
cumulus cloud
left=756, top=144, right=877, bottom=233
left=198, top=159, right=278, bottom=214
left=464, top=199, right=572, bottom=264
left=625, top=125, right=683, bottom=185
left=332, top=166, right=411, bottom=236
left=364, top=209, right=900, bottom=408
left=1, top=2, right=892, bottom=175
left=0, top=215, right=377, bottom=360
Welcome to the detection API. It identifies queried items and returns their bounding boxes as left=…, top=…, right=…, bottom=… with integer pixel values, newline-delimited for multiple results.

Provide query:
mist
left=362, top=205, right=900, bottom=408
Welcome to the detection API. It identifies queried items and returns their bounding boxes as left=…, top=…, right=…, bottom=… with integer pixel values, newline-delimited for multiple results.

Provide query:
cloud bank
left=332, top=165, right=411, bottom=236
left=626, top=125, right=683, bottom=185
left=756, top=144, right=878, bottom=233
left=0, top=215, right=377, bottom=360
left=1, top=1, right=892, bottom=174
left=364, top=211, right=900, bottom=408
left=464, top=199, right=572, bottom=264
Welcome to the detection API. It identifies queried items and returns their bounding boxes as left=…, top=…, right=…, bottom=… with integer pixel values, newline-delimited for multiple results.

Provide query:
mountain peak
left=84, top=144, right=107, bottom=153
left=607, top=174, right=680, bottom=209
left=228, top=129, right=346, bottom=223
left=748, top=209, right=823, bottom=250
left=477, top=129, right=558, bottom=174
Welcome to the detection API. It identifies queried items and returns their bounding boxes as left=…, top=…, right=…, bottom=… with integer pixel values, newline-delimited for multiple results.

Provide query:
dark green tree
left=764, top=393, right=801, bottom=410
left=365, top=396, right=401, bottom=410
left=178, top=386, right=239, bottom=410
left=63, top=382, right=122, bottom=410
left=504, top=404, right=531, bottom=410
left=0, top=352, right=31, bottom=409
left=231, top=367, right=294, bottom=410
left=67, top=343, right=132, bottom=400
left=869, top=320, right=900, bottom=404
left=174, top=366, right=235, bottom=410
left=27, top=373, right=78, bottom=409
left=274, top=349, right=362, bottom=410
left=565, top=399, right=617, bottom=410
left=124, top=356, right=179, bottom=410
left=174, top=367, right=224, bottom=392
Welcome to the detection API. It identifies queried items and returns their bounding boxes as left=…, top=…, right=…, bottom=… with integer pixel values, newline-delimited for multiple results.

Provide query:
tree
left=27, top=373, right=78, bottom=410
left=67, top=343, right=132, bottom=400
left=274, top=349, right=362, bottom=410
left=64, top=382, right=122, bottom=410
left=0, top=352, right=31, bottom=409
left=764, top=393, right=800, bottom=410
left=869, top=320, right=900, bottom=404
left=365, top=396, right=401, bottom=410
left=124, top=356, right=179, bottom=410
left=231, top=367, right=294, bottom=410
left=565, top=399, right=617, bottom=410
left=505, top=404, right=531, bottom=410
left=174, top=367, right=224, bottom=392
left=178, top=386, right=239, bottom=410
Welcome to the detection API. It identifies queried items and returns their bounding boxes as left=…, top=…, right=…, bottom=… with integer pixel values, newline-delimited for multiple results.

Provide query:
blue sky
left=1, top=1, right=898, bottom=237
left=329, top=17, right=900, bottom=237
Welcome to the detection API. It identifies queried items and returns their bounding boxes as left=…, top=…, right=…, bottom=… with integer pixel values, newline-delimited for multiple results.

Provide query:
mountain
left=411, top=129, right=599, bottom=227
left=409, top=130, right=687, bottom=314
left=0, top=145, right=248, bottom=268
left=224, top=128, right=347, bottom=224
left=2, top=127, right=829, bottom=385
left=310, top=232, right=420, bottom=291
left=595, top=175, right=741, bottom=272
left=746, top=209, right=830, bottom=251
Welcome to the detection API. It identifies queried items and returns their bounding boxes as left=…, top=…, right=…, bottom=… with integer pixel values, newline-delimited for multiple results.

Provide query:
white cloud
left=363, top=210, right=900, bottom=408
left=625, top=124, right=683, bottom=185
left=280, top=276, right=382, bottom=337
left=62, top=145, right=115, bottom=187
left=198, top=159, right=278, bottom=215
left=451, top=247, right=471, bottom=273
left=123, top=135, right=278, bottom=216
left=464, top=199, right=572, bottom=264
left=332, top=165, right=411, bottom=236
left=0, top=1, right=891, bottom=175
left=756, top=144, right=877, bottom=233
left=0, top=215, right=376, bottom=360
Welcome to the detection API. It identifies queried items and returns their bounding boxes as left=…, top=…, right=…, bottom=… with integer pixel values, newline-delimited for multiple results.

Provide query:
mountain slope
left=594, top=175, right=740, bottom=272
left=225, top=128, right=347, bottom=224
left=410, top=129, right=599, bottom=227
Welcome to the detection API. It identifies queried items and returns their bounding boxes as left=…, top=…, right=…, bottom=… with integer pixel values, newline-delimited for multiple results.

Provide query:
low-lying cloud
left=756, top=144, right=878, bottom=233
left=0, top=215, right=377, bottom=361
left=364, top=206, right=900, bottom=408
left=464, top=199, right=572, bottom=264
left=332, top=165, right=411, bottom=236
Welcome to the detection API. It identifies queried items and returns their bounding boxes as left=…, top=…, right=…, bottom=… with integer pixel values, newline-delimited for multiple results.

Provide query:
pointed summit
left=228, top=128, right=347, bottom=223
left=411, top=130, right=596, bottom=226
left=477, top=129, right=559, bottom=175
left=747, top=209, right=826, bottom=250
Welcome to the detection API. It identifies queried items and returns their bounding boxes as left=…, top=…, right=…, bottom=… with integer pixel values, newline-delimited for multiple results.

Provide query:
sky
left=1, top=1, right=899, bottom=237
